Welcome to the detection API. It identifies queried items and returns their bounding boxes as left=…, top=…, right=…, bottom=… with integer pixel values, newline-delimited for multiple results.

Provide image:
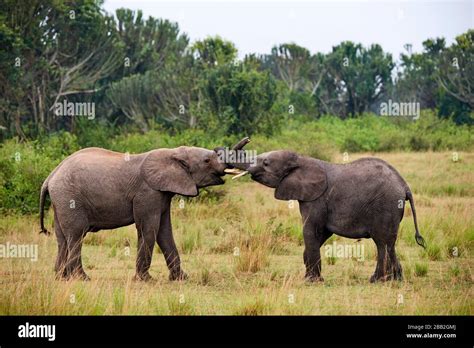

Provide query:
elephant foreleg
left=156, top=208, right=187, bottom=281
left=303, top=223, right=331, bottom=282
left=135, top=224, right=157, bottom=281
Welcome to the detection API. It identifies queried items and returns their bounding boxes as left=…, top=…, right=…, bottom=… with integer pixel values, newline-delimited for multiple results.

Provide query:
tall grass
left=0, top=148, right=472, bottom=314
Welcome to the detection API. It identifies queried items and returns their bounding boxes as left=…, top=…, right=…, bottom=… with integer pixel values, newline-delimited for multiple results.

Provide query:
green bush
left=0, top=110, right=472, bottom=215
left=203, top=63, right=279, bottom=136
left=267, top=110, right=472, bottom=156
left=0, top=133, right=79, bottom=214
left=414, top=262, right=429, bottom=277
left=424, top=243, right=443, bottom=261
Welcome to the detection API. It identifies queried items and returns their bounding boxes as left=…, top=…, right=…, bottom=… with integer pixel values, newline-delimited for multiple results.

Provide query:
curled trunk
left=216, top=137, right=253, bottom=173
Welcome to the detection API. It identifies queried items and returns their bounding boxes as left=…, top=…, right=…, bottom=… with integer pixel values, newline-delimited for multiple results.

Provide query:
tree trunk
left=15, top=110, right=27, bottom=141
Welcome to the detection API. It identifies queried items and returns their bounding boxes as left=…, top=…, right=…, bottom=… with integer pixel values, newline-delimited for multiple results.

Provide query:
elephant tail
left=39, top=180, right=51, bottom=236
left=406, top=191, right=425, bottom=248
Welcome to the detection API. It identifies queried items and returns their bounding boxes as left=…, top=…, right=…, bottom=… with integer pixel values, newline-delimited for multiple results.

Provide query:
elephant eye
left=204, top=158, right=210, bottom=164
left=263, top=159, right=269, bottom=166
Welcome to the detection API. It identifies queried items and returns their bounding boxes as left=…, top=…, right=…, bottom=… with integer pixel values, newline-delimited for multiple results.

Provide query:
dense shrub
left=0, top=111, right=471, bottom=214
left=0, top=133, right=79, bottom=214
left=272, top=110, right=472, bottom=155
left=203, top=64, right=280, bottom=136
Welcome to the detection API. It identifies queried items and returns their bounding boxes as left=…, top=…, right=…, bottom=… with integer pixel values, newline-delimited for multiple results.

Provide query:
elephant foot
left=169, top=270, right=188, bottom=281
left=72, top=269, right=91, bottom=281
left=370, top=273, right=389, bottom=283
left=134, top=272, right=153, bottom=282
left=370, top=273, right=381, bottom=283
left=305, top=273, right=324, bottom=282
left=62, top=270, right=90, bottom=281
left=55, top=268, right=69, bottom=281
left=392, top=267, right=403, bottom=281
left=386, top=271, right=403, bottom=282
left=62, top=273, right=91, bottom=282
left=55, top=273, right=68, bottom=281
left=80, top=273, right=91, bottom=281
left=370, top=270, right=403, bottom=283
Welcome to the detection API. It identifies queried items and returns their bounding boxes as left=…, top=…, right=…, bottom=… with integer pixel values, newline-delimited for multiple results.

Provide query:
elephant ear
left=142, top=148, right=198, bottom=197
left=275, top=158, right=327, bottom=202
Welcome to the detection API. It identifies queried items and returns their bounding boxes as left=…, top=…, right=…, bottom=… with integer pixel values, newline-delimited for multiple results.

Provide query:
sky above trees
left=103, top=0, right=473, bottom=60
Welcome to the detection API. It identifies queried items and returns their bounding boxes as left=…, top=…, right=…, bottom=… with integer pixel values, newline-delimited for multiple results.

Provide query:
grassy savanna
left=0, top=151, right=472, bottom=315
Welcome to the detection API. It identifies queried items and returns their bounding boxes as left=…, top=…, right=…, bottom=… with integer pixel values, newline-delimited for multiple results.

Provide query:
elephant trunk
left=221, top=137, right=253, bottom=176
left=230, top=137, right=253, bottom=171
left=231, top=137, right=250, bottom=151
left=228, top=160, right=251, bottom=171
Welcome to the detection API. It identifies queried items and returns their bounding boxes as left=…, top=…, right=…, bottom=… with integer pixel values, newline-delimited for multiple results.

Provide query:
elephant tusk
left=231, top=171, right=249, bottom=180
left=224, top=168, right=243, bottom=175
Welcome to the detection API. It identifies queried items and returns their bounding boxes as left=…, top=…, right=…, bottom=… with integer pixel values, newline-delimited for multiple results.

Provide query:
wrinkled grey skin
left=232, top=149, right=426, bottom=282
left=40, top=146, right=231, bottom=281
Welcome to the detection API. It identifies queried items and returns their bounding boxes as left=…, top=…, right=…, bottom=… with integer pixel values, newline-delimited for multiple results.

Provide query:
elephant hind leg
left=57, top=210, right=90, bottom=281
left=54, top=205, right=90, bottom=280
left=387, top=244, right=403, bottom=281
left=371, top=236, right=402, bottom=283
left=64, top=230, right=89, bottom=280
left=53, top=211, right=68, bottom=280
left=371, top=242, right=389, bottom=283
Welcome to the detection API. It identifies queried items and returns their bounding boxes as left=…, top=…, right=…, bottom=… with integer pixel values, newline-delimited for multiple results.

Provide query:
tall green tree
left=264, top=43, right=312, bottom=92
left=114, top=8, right=189, bottom=77
left=438, top=30, right=474, bottom=108
left=106, top=54, right=202, bottom=131
left=325, top=42, right=394, bottom=117
left=203, top=63, right=278, bottom=136
left=105, top=9, right=196, bottom=130
left=395, top=38, right=446, bottom=109
left=0, top=0, right=122, bottom=138
left=192, top=36, right=237, bottom=67
left=395, top=33, right=473, bottom=124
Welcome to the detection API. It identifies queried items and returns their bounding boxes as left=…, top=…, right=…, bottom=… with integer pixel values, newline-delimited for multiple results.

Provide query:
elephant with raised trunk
left=39, top=139, right=249, bottom=281
left=228, top=145, right=426, bottom=282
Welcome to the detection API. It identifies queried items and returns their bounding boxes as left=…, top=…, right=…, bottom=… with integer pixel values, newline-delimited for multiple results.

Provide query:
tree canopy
left=0, top=1, right=472, bottom=142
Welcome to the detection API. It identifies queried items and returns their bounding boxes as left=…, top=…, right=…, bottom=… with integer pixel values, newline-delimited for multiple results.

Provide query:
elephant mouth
left=198, top=175, right=224, bottom=189
left=251, top=172, right=280, bottom=188
left=251, top=173, right=267, bottom=185
left=212, top=173, right=225, bottom=185
left=250, top=172, right=260, bottom=180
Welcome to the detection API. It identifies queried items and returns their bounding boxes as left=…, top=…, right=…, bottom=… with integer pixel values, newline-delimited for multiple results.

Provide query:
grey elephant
left=39, top=139, right=249, bottom=281
left=228, top=147, right=426, bottom=282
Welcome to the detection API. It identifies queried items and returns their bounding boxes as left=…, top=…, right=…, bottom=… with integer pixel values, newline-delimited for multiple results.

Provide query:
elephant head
left=227, top=147, right=328, bottom=202
left=142, top=146, right=228, bottom=197
left=142, top=138, right=251, bottom=197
